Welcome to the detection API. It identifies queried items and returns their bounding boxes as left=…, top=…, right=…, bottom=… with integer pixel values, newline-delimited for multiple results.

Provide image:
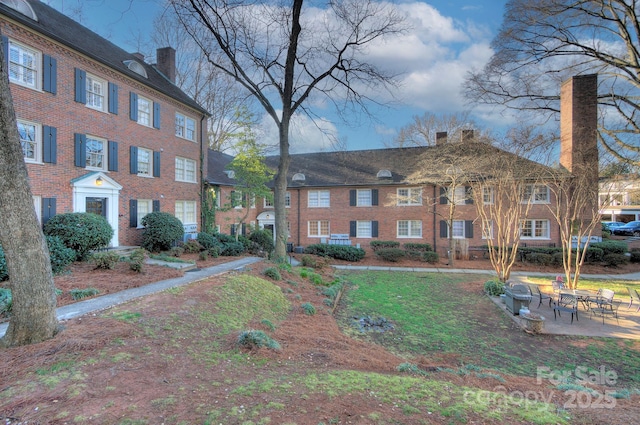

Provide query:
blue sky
left=44, top=0, right=509, bottom=153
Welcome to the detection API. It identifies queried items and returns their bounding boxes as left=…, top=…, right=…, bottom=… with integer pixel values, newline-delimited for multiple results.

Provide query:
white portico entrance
left=71, top=172, right=122, bottom=247
left=256, top=211, right=276, bottom=242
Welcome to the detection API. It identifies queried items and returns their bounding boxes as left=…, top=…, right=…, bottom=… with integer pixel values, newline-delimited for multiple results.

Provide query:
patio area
left=491, top=279, right=640, bottom=339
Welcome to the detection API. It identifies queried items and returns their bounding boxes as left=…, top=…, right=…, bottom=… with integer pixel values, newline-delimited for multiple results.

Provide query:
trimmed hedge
left=403, top=243, right=432, bottom=252
left=304, top=244, right=366, bottom=262
left=375, top=248, right=406, bottom=262
left=44, top=212, right=113, bottom=260
left=370, top=240, right=400, bottom=252
left=591, top=240, right=628, bottom=255
left=141, top=212, right=184, bottom=252
left=422, top=251, right=439, bottom=263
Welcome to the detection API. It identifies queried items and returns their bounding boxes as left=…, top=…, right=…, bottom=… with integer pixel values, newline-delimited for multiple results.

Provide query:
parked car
left=612, top=221, right=640, bottom=237
left=602, top=221, right=625, bottom=232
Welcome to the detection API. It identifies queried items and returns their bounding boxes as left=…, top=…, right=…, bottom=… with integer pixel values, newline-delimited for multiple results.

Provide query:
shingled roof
left=207, top=143, right=563, bottom=188
left=0, top=0, right=208, bottom=115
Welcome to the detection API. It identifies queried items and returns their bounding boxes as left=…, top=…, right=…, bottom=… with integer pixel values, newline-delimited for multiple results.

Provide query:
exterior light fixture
left=96, top=176, right=103, bottom=186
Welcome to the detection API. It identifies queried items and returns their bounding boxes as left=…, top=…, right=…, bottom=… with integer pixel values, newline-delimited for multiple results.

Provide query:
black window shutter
left=465, top=186, right=474, bottom=204
left=43, top=55, right=57, bottom=94
left=74, top=133, right=86, bottom=167
left=242, top=223, right=247, bottom=236
left=465, top=221, right=474, bottom=238
left=153, top=102, right=161, bottom=129
left=108, top=140, right=118, bottom=171
left=153, top=200, right=160, bottom=212
left=372, top=189, right=379, bottom=206
left=129, top=92, right=138, bottom=121
left=440, top=187, right=448, bottom=204
left=108, top=82, right=119, bottom=114
left=349, top=189, right=356, bottom=206
left=129, top=199, right=138, bottom=227
left=129, top=146, right=138, bottom=174
left=153, top=151, right=161, bottom=177
left=74, top=68, right=86, bottom=103
left=230, top=224, right=236, bottom=236
left=43, top=125, right=57, bottom=164
left=42, top=198, right=56, bottom=226
left=350, top=221, right=357, bottom=237
left=230, top=190, right=237, bottom=207
left=372, top=221, right=379, bottom=237
left=1, top=36, right=8, bottom=74
left=440, top=220, right=448, bottom=238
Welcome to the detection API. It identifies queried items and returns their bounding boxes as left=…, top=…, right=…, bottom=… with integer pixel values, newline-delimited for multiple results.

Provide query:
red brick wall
left=2, top=20, right=205, bottom=246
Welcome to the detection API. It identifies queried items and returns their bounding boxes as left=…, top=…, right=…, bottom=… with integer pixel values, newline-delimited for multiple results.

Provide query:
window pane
left=9, top=43, right=37, bottom=87
left=398, top=220, right=408, bottom=236
left=86, top=138, right=105, bottom=169
left=86, top=76, right=104, bottom=109
left=186, top=118, right=196, bottom=141
left=357, top=190, right=371, bottom=206
left=409, top=220, right=422, bottom=237
left=138, top=98, right=151, bottom=126
left=175, top=114, right=184, bottom=137
left=18, top=121, right=37, bottom=160
left=138, top=149, right=151, bottom=175
left=357, top=221, right=371, bottom=237
left=452, top=220, right=464, bottom=238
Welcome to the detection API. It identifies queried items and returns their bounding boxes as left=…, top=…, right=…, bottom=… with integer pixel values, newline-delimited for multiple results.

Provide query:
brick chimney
left=435, top=131, right=447, bottom=145
left=560, top=74, right=598, bottom=181
left=156, top=47, right=176, bottom=83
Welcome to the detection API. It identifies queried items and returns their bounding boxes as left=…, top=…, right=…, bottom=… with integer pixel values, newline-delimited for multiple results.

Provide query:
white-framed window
left=137, top=199, right=152, bottom=228
left=483, top=187, right=494, bottom=205
left=8, top=39, right=39, bottom=89
left=175, top=200, right=197, bottom=224
left=448, top=186, right=469, bottom=205
left=17, top=119, right=40, bottom=163
left=86, top=136, right=106, bottom=170
left=522, top=184, right=550, bottom=204
left=482, top=220, right=493, bottom=239
left=137, top=147, right=152, bottom=177
left=264, top=191, right=290, bottom=207
left=520, top=219, right=550, bottom=239
left=357, top=189, right=372, bottom=206
left=356, top=221, right=372, bottom=238
left=308, top=190, right=330, bottom=207
left=397, top=187, right=422, bottom=206
left=231, top=190, right=243, bottom=209
left=397, top=220, right=422, bottom=238
left=137, top=96, right=152, bottom=126
left=175, top=113, right=196, bottom=141
left=86, top=73, right=106, bottom=111
left=451, top=220, right=465, bottom=239
left=308, top=220, right=329, bottom=237
left=175, top=157, right=196, bottom=183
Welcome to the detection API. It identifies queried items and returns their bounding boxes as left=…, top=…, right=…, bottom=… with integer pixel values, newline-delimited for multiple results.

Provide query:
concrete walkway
left=0, top=256, right=263, bottom=339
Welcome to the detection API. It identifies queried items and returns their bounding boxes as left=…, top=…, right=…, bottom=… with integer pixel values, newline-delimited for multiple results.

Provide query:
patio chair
left=529, top=284, right=552, bottom=308
left=551, top=279, right=564, bottom=294
left=553, top=293, right=579, bottom=324
left=589, top=289, right=615, bottom=309
left=627, top=287, right=640, bottom=312
left=588, top=298, right=622, bottom=325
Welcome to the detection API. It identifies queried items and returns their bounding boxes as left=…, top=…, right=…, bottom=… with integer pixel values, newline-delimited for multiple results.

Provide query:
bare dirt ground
left=1, top=249, right=639, bottom=424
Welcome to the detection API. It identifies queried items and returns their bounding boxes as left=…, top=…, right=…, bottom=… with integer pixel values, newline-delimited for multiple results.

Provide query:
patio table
left=559, top=289, right=594, bottom=310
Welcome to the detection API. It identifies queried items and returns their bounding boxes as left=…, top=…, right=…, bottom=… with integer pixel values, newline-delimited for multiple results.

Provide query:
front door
left=86, top=197, right=107, bottom=217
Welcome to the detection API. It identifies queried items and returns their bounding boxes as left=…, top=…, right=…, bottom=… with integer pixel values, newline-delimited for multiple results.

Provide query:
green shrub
left=301, top=302, right=316, bottom=315
left=196, top=232, right=220, bottom=251
left=237, top=330, right=281, bottom=350
left=45, top=235, right=76, bottom=275
left=128, top=248, right=146, bottom=273
left=630, top=249, right=640, bottom=263
left=263, top=267, right=281, bottom=280
left=216, top=233, right=236, bottom=244
left=169, top=246, right=184, bottom=257
left=370, top=240, right=400, bottom=252
left=0, top=245, right=7, bottom=282
left=182, top=239, right=203, bottom=253
left=238, top=235, right=253, bottom=252
left=0, top=287, right=12, bottom=315
left=198, top=251, right=208, bottom=261
left=221, top=241, right=245, bottom=256
left=403, top=243, right=432, bottom=252
left=484, top=280, right=505, bottom=296
left=405, top=250, right=423, bottom=260
left=91, top=251, right=120, bottom=270
left=603, top=253, right=630, bottom=267
left=551, top=251, right=564, bottom=266
left=208, top=246, right=220, bottom=258
left=304, top=244, right=365, bottom=262
left=300, top=255, right=318, bottom=268
left=525, top=252, right=553, bottom=266
left=583, top=247, right=604, bottom=263
left=422, top=251, right=439, bottom=264
left=375, top=248, right=406, bottom=262
left=44, top=212, right=113, bottom=260
left=70, top=287, right=100, bottom=300
left=591, top=240, right=628, bottom=255
left=141, top=212, right=184, bottom=253
left=248, top=229, right=275, bottom=253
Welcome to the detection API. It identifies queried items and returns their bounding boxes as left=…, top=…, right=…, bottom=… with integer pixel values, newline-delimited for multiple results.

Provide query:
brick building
left=208, top=75, right=599, bottom=258
left=1, top=0, right=208, bottom=247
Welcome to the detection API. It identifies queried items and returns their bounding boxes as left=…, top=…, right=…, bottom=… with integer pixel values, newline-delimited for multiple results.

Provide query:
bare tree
left=465, top=0, right=640, bottom=164
left=170, top=0, right=405, bottom=258
left=0, top=46, right=58, bottom=347
left=545, top=170, right=608, bottom=289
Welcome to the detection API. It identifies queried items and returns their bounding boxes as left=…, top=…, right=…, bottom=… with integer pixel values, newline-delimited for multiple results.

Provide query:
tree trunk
left=0, top=44, right=58, bottom=347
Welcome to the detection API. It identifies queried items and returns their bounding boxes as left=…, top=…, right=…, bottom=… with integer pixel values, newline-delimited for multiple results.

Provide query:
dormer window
left=224, top=170, right=235, bottom=179
left=123, top=60, right=148, bottom=78
left=377, top=169, right=392, bottom=179
left=1, top=0, right=37, bottom=20
left=292, top=173, right=305, bottom=182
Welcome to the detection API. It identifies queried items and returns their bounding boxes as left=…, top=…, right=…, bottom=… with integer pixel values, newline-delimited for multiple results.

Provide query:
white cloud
left=258, top=112, right=340, bottom=154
